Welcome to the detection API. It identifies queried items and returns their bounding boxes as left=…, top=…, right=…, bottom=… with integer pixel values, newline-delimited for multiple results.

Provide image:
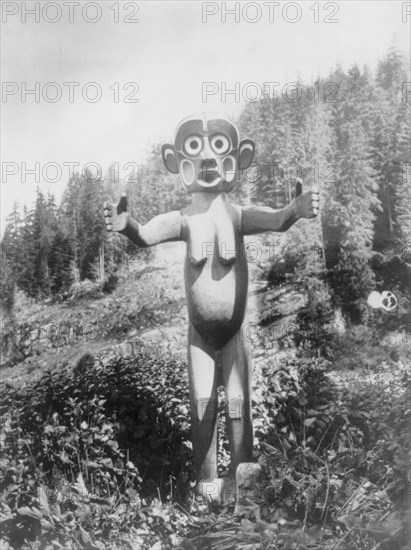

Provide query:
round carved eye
left=183, top=135, right=203, bottom=156
left=210, top=134, right=231, bottom=155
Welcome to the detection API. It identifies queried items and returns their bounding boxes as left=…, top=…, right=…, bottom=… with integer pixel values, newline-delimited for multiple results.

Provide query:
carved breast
left=182, top=199, right=249, bottom=349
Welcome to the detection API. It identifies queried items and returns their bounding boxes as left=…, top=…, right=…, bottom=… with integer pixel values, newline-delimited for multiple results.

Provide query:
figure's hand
left=103, top=193, right=129, bottom=233
left=295, top=186, right=319, bottom=219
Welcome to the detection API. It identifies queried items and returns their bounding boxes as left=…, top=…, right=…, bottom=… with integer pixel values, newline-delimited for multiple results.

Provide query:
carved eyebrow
left=175, top=119, right=239, bottom=150
left=175, top=120, right=204, bottom=150
left=207, top=120, right=239, bottom=148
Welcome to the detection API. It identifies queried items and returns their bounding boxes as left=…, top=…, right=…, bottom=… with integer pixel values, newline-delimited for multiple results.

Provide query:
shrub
left=266, top=245, right=307, bottom=287
left=328, top=251, right=376, bottom=323
left=294, top=275, right=335, bottom=358
left=68, top=279, right=104, bottom=301
left=1, top=347, right=409, bottom=549
left=0, top=349, right=193, bottom=549
left=102, top=273, right=118, bottom=294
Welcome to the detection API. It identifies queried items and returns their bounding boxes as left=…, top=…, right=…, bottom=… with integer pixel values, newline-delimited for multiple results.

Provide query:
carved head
left=162, top=114, right=255, bottom=193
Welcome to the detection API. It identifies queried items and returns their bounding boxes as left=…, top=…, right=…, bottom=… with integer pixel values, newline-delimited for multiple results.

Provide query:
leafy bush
left=266, top=253, right=306, bottom=287
left=1, top=346, right=409, bottom=549
left=369, top=252, right=411, bottom=333
left=68, top=280, right=104, bottom=302
left=179, top=355, right=410, bottom=550
left=294, top=275, right=336, bottom=358
left=253, top=358, right=340, bottom=453
left=0, top=349, right=193, bottom=549
left=0, top=255, right=15, bottom=316
left=371, top=252, right=411, bottom=296
left=328, top=251, right=376, bottom=323
left=102, top=274, right=118, bottom=294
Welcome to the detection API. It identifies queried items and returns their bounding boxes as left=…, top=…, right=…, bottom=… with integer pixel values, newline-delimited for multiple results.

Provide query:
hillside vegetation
left=1, top=45, right=410, bottom=549
left=1, top=239, right=410, bottom=550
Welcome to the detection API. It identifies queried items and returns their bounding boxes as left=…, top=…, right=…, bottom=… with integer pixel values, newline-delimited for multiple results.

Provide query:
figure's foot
left=234, top=462, right=262, bottom=514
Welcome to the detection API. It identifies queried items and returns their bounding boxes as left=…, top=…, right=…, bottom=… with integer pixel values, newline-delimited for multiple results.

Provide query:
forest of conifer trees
left=1, top=45, right=410, bottom=324
left=1, top=38, right=411, bottom=550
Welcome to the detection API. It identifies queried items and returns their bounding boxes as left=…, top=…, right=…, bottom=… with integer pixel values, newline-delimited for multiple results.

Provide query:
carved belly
left=182, top=198, right=247, bottom=348
left=185, top=257, right=248, bottom=349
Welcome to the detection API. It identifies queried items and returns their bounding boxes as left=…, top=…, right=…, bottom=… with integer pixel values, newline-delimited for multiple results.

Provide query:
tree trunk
left=99, top=241, right=105, bottom=281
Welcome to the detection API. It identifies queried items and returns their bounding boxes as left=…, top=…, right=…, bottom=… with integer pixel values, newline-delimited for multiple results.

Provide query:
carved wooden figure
left=104, top=114, right=319, bottom=500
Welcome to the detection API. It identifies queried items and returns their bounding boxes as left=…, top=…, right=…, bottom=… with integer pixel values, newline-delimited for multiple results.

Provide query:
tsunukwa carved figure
left=104, top=114, right=319, bottom=500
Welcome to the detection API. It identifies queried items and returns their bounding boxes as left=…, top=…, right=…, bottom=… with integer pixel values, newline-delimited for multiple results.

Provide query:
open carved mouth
left=199, top=160, right=220, bottom=184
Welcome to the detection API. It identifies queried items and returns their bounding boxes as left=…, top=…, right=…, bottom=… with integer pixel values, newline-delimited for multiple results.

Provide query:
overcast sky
left=1, top=0, right=410, bottom=234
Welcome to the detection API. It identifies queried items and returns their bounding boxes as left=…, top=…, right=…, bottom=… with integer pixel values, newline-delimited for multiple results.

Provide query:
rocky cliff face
left=248, top=285, right=307, bottom=372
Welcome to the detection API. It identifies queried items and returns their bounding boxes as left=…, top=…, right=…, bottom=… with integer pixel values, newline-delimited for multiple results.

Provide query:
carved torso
left=181, top=195, right=248, bottom=349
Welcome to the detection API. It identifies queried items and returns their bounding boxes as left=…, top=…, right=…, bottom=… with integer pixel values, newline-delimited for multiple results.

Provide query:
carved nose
left=202, top=138, right=213, bottom=159
left=201, top=159, right=217, bottom=171
left=200, top=159, right=219, bottom=183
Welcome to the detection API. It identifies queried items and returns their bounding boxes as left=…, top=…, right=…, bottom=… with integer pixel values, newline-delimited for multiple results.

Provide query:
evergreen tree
left=18, top=206, right=36, bottom=296
left=31, top=189, right=54, bottom=298
left=323, top=65, right=380, bottom=260
left=2, top=202, right=22, bottom=277
left=372, top=45, right=410, bottom=251
left=1, top=44, right=407, bottom=310
left=60, top=174, right=82, bottom=277
left=77, top=174, right=106, bottom=279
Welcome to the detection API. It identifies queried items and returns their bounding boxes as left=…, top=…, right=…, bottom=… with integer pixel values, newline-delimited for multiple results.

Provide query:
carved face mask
left=367, top=290, right=398, bottom=312
left=161, top=114, right=255, bottom=193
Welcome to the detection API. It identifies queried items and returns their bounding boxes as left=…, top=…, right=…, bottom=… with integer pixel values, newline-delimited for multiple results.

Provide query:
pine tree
left=2, top=202, right=22, bottom=276
left=372, top=44, right=410, bottom=252
left=77, top=174, right=106, bottom=279
left=60, top=174, right=83, bottom=282
left=18, top=206, right=36, bottom=296
left=323, top=65, right=380, bottom=260
left=31, top=189, right=54, bottom=298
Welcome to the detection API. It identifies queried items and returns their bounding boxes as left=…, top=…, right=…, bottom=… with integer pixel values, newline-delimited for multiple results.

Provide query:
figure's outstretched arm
left=242, top=187, right=319, bottom=236
left=104, top=193, right=182, bottom=247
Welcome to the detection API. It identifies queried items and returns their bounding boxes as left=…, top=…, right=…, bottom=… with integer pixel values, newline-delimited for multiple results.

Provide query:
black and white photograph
left=1, top=1, right=410, bottom=548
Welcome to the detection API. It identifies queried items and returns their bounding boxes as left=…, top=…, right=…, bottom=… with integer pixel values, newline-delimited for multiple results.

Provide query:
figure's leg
left=220, top=328, right=253, bottom=476
left=187, top=322, right=218, bottom=484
